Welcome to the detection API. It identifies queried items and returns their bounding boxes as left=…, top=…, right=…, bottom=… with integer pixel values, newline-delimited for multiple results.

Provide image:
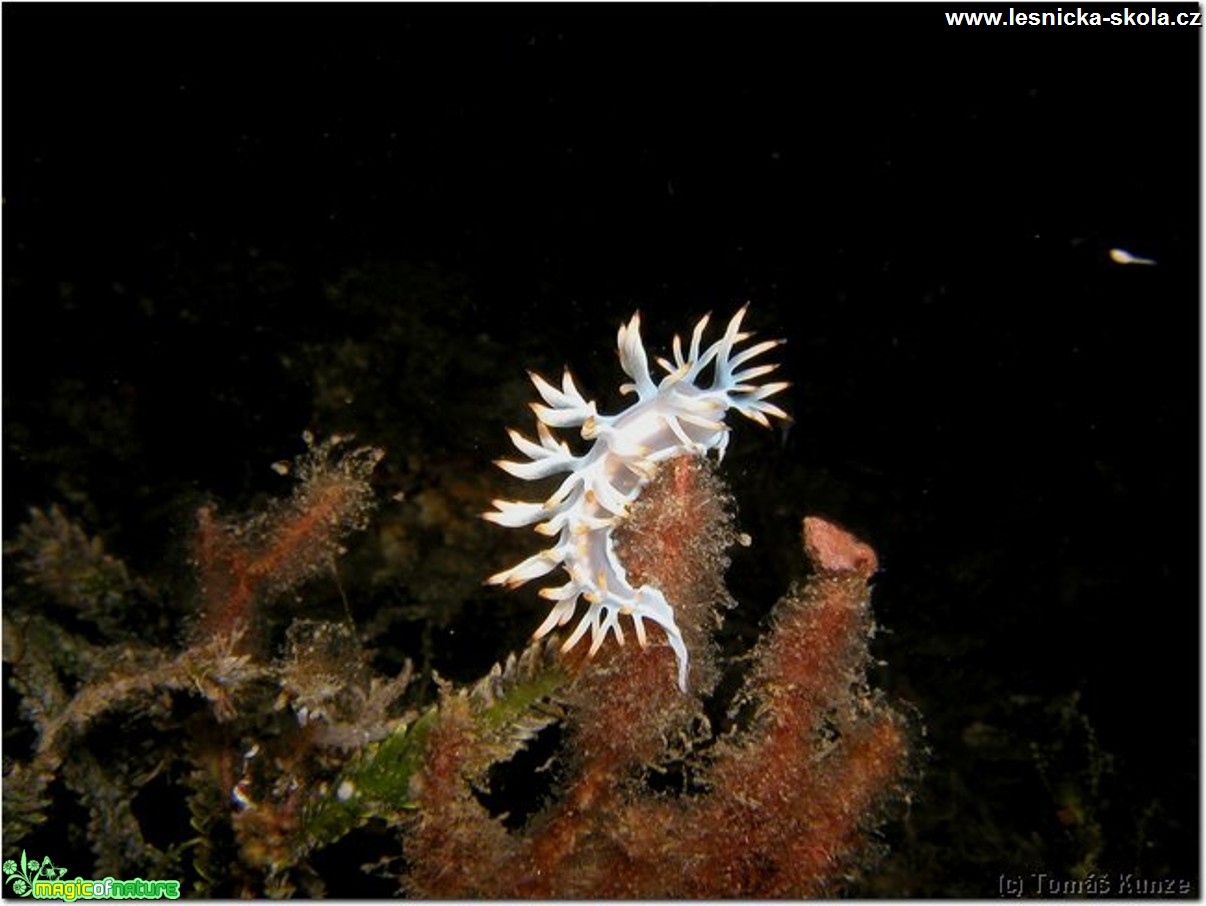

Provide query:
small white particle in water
left=1109, top=248, right=1157, bottom=266
left=337, top=780, right=356, bottom=801
left=737, top=532, right=752, bottom=548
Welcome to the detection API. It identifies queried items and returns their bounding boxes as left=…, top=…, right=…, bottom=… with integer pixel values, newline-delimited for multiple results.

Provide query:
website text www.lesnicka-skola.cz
left=945, top=6, right=1202, bottom=26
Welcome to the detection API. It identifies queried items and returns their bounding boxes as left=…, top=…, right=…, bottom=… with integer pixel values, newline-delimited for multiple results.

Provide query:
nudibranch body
left=485, top=305, right=788, bottom=691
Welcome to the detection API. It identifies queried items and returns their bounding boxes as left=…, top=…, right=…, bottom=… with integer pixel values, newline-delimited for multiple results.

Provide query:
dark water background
left=4, top=4, right=1199, bottom=896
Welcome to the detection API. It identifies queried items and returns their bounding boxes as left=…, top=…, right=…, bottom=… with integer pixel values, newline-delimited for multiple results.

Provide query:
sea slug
left=484, top=305, right=788, bottom=690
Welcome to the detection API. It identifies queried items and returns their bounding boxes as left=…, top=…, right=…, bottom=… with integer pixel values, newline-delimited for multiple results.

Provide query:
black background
left=4, top=3, right=1199, bottom=896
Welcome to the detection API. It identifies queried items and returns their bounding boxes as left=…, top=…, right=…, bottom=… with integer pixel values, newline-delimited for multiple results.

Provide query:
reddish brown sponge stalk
left=667, top=515, right=908, bottom=897
left=403, top=696, right=518, bottom=898
left=558, top=456, right=735, bottom=768
left=404, top=458, right=911, bottom=897
left=191, top=436, right=383, bottom=651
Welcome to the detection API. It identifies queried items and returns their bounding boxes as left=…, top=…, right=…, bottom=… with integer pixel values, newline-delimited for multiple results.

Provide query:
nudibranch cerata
left=484, top=305, right=788, bottom=691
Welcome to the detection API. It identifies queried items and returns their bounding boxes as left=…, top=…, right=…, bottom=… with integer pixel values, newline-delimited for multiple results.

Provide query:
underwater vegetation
left=4, top=421, right=912, bottom=896
left=3, top=268, right=914, bottom=898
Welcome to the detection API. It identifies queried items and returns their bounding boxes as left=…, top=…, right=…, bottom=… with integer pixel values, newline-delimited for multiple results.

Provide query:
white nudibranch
left=484, top=305, right=789, bottom=691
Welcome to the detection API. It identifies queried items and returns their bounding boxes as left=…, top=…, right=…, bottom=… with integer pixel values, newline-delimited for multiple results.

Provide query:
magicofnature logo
left=3, top=850, right=180, bottom=900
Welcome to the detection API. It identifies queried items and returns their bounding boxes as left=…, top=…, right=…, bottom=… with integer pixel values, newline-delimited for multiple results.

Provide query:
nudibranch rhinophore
left=484, top=305, right=788, bottom=691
